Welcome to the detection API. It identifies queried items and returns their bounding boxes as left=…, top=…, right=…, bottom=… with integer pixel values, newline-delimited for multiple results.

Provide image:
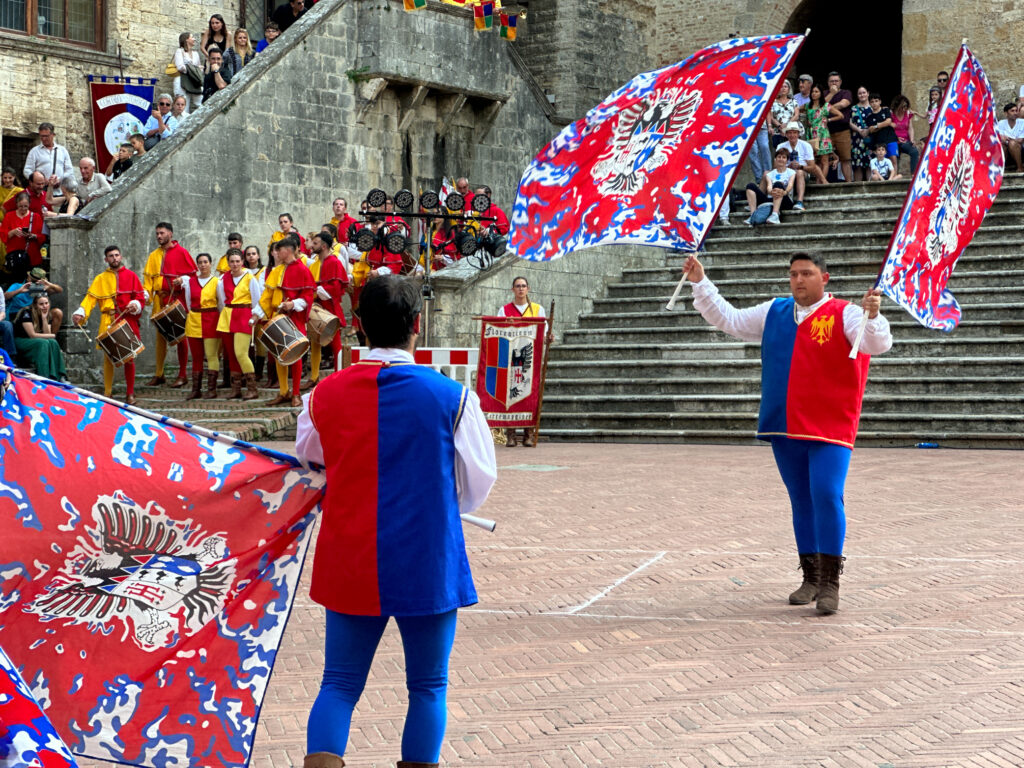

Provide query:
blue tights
left=771, top=437, right=851, bottom=556
left=307, top=608, right=458, bottom=762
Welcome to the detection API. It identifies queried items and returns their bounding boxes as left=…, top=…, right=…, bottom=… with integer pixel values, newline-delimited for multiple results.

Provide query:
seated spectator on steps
left=779, top=122, right=824, bottom=212
left=870, top=143, right=901, bottom=181
left=224, top=27, right=255, bottom=77
left=256, top=21, right=281, bottom=52
left=43, top=175, right=81, bottom=218
left=3, top=172, right=49, bottom=216
left=4, top=266, right=63, bottom=317
left=14, top=294, right=66, bottom=381
left=76, top=158, right=112, bottom=204
left=271, top=0, right=306, bottom=33
left=996, top=102, right=1024, bottom=172
left=744, top=147, right=796, bottom=226
left=172, top=94, right=190, bottom=123
left=0, top=191, right=47, bottom=277
left=202, top=49, right=233, bottom=102
left=891, top=95, right=920, bottom=175
left=142, top=94, right=178, bottom=150
left=129, top=133, right=147, bottom=158
left=106, top=144, right=134, bottom=181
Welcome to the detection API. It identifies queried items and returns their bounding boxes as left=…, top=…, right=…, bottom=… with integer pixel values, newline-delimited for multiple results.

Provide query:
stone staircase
left=540, top=174, right=1024, bottom=448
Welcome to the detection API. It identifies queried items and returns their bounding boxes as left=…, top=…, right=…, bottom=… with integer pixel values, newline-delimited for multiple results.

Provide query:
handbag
left=5, top=249, right=30, bottom=274
left=165, top=60, right=179, bottom=76
left=182, top=62, right=204, bottom=94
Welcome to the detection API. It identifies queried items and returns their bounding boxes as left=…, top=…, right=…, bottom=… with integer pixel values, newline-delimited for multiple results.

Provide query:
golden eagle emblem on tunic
left=810, top=315, right=835, bottom=346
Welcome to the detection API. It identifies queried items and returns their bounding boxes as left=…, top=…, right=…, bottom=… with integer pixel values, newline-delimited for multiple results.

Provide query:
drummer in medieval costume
left=217, top=248, right=264, bottom=401
left=71, top=245, right=146, bottom=404
left=181, top=253, right=222, bottom=400
left=307, top=231, right=347, bottom=387
left=259, top=234, right=315, bottom=407
left=143, top=221, right=197, bottom=388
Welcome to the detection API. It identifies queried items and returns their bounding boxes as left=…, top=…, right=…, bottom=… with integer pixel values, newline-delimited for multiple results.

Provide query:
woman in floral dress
left=850, top=86, right=873, bottom=181
left=803, top=84, right=842, bottom=172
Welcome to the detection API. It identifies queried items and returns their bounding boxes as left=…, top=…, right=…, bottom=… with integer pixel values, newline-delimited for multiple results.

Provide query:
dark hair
left=155, top=221, right=174, bottom=232
left=104, top=245, right=121, bottom=256
left=119, top=142, right=132, bottom=149
left=808, top=84, right=826, bottom=109
left=358, top=276, right=421, bottom=348
left=283, top=233, right=301, bottom=250
left=38, top=122, right=55, bottom=133
left=511, top=275, right=529, bottom=288
left=333, top=197, right=347, bottom=206
left=891, top=94, right=911, bottom=114
left=937, top=70, right=949, bottom=78
left=314, top=232, right=334, bottom=249
left=196, top=252, right=213, bottom=265
left=130, top=132, right=145, bottom=142
left=207, top=14, right=227, bottom=39
left=869, top=92, right=881, bottom=103
left=475, top=185, right=493, bottom=196
left=1006, top=103, right=1018, bottom=113
left=774, top=147, right=790, bottom=158
left=227, top=231, right=243, bottom=241
left=178, top=31, right=192, bottom=48
left=1, top=166, right=17, bottom=178
left=279, top=212, right=293, bottom=222
left=321, top=222, right=338, bottom=237
left=243, top=245, right=263, bottom=267
left=264, top=21, right=280, bottom=31
left=790, top=252, right=827, bottom=272
left=827, top=71, right=841, bottom=78
left=226, top=247, right=244, bottom=258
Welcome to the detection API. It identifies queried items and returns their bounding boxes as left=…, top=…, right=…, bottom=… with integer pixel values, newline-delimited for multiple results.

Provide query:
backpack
left=749, top=202, right=774, bottom=226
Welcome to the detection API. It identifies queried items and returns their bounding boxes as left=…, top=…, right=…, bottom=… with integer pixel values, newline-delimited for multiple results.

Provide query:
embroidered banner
left=507, top=34, right=804, bottom=262
left=87, top=76, right=157, bottom=174
left=876, top=45, right=1003, bottom=331
left=475, top=317, right=546, bottom=428
left=0, top=367, right=324, bottom=767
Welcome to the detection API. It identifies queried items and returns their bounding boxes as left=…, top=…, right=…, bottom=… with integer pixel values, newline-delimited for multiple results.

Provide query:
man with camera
left=142, top=94, right=179, bottom=151
left=4, top=267, right=63, bottom=322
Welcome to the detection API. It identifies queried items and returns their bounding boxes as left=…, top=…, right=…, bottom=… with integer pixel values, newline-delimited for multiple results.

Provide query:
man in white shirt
left=22, top=123, right=73, bottom=191
left=683, top=251, right=892, bottom=616
left=996, top=102, right=1024, bottom=172
left=793, top=74, right=812, bottom=108
left=142, top=94, right=179, bottom=150
left=76, top=158, right=112, bottom=204
left=780, top=122, right=826, bottom=211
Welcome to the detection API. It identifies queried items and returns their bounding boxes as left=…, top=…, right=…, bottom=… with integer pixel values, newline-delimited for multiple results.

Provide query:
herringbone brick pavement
left=77, top=443, right=1024, bottom=768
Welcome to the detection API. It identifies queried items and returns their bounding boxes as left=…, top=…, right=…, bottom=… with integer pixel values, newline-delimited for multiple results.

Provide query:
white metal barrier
left=347, top=347, right=478, bottom=387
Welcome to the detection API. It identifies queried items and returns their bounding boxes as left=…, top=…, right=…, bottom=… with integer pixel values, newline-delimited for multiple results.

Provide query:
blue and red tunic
left=757, top=297, right=871, bottom=449
left=309, top=360, right=474, bottom=616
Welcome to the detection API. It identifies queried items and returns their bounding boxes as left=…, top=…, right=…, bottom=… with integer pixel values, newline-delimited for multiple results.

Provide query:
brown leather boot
left=505, top=428, right=517, bottom=447
left=242, top=372, right=259, bottom=400
left=302, top=753, right=344, bottom=768
left=816, top=554, right=845, bottom=615
left=788, top=553, right=820, bottom=605
left=396, top=762, right=438, bottom=767
left=229, top=372, right=243, bottom=399
left=186, top=373, right=202, bottom=400
left=202, top=371, right=218, bottom=399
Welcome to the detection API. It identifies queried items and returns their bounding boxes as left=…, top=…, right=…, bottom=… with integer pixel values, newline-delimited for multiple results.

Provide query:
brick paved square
left=75, top=443, right=1024, bottom=767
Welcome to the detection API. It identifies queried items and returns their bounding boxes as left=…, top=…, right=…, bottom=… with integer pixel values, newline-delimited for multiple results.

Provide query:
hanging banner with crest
left=87, top=75, right=156, bottom=174
left=475, top=317, right=546, bottom=428
left=0, top=366, right=324, bottom=767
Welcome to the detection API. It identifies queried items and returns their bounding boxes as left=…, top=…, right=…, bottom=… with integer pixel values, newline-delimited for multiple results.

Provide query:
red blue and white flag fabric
left=1, top=643, right=78, bottom=768
left=0, top=366, right=324, bottom=767
left=87, top=76, right=156, bottom=177
left=507, top=34, right=804, bottom=262
left=876, top=45, right=1003, bottom=331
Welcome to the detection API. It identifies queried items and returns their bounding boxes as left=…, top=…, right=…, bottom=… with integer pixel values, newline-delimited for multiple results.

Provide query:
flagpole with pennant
left=848, top=40, right=1004, bottom=358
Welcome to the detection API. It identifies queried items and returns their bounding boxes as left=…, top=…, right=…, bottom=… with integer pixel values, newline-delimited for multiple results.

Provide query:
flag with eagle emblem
left=876, top=45, right=1003, bottom=331
left=0, top=366, right=324, bottom=767
left=507, top=34, right=804, bottom=262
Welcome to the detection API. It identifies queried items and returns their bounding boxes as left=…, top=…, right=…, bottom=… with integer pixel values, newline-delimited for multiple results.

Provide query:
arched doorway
left=785, top=1, right=903, bottom=103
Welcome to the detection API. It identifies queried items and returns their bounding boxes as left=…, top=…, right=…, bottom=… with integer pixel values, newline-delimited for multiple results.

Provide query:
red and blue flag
left=876, top=45, right=1002, bottom=332
left=0, top=366, right=324, bottom=767
left=507, top=34, right=804, bottom=262
left=1, top=643, right=78, bottom=768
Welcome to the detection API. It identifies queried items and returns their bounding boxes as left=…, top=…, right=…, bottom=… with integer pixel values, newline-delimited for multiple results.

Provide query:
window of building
left=0, top=0, right=102, bottom=47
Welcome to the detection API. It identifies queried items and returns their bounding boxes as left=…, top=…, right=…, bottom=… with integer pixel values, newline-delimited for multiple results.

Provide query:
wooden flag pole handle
left=848, top=313, right=868, bottom=359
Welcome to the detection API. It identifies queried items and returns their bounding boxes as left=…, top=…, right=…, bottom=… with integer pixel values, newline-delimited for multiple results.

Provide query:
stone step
left=621, top=253, right=1024, bottom=283
left=542, top=392, right=1024, bottom=416
left=578, top=304, right=1024, bottom=327
left=672, top=242, right=1024, bottom=262
left=545, top=375, right=1024, bottom=397
left=540, top=409, right=1024, bottom=436
left=537, top=426, right=1024, bottom=450
left=546, top=356, right=1024, bottom=379
left=606, top=270, right=1024, bottom=298
left=563, top=319, right=1024, bottom=343
left=693, top=222, right=1022, bottom=250
left=787, top=172, right=1024, bottom=201
left=550, top=337, right=1024, bottom=362
left=713, top=205, right=1024, bottom=236
left=591, top=284, right=1024, bottom=311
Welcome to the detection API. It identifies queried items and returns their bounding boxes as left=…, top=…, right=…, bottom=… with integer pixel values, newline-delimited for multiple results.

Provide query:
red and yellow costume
left=145, top=241, right=196, bottom=382
left=308, top=252, right=348, bottom=383
left=259, top=259, right=315, bottom=399
left=218, top=269, right=261, bottom=385
left=77, top=266, right=145, bottom=398
left=184, top=274, right=221, bottom=396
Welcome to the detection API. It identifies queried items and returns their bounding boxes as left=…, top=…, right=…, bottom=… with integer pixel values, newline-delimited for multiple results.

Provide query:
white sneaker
left=743, top=216, right=753, bottom=226
left=767, top=212, right=780, bottom=225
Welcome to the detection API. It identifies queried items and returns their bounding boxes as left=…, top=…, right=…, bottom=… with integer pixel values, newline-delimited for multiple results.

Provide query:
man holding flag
left=683, top=252, right=892, bottom=615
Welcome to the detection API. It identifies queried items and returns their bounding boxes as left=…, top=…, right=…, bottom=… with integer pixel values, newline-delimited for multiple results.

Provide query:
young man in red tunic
left=308, top=232, right=347, bottom=386
left=152, top=222, right=197, bottom=388
left=684, top=251, right=892, bottom=614
left=71, top=246, right=146, bottom=404
left=259, top=235, right=315, bottom=407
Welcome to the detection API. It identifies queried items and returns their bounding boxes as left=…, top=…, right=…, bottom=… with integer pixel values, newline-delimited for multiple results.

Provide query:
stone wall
left=47, top=0, right=569, bottom=382
left=0, top=0, right=241, bottom=163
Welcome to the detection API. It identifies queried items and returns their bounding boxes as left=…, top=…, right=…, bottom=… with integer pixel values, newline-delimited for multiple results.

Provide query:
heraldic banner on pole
left=87, top=75, right=156, bottom=175
left=0, top=367, right=324, bottom=768
left=475, top=317, right=546, bottom=429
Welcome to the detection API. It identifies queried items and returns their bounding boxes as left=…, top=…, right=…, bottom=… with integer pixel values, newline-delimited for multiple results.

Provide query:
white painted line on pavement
left=563, top=551, right=668, bottom=615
